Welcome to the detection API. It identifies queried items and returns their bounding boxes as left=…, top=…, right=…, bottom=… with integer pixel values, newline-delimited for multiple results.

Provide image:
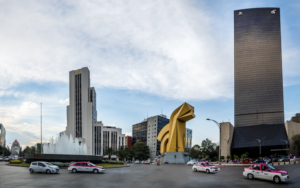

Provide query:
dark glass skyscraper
left=232, top=8, right=288, bottom=157
left=234, top=8, right=284, bottom=127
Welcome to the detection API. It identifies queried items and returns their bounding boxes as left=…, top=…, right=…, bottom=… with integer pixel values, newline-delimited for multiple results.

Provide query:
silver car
left=29, top=161, right=59, bottom=174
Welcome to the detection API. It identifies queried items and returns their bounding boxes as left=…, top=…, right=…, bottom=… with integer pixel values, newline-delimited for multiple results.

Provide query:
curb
left=5, top=164, right=130, bottom=168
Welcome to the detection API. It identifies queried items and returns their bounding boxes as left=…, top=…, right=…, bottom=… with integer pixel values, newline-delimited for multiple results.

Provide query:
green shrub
left=107, top=161, right=124, bottom=165
left=226, top=156, right=231, bottom=159
left=220, top=156, right=225, bottom=160
left=213, top=156, right=217, bottom=161
left=241, top=154, right=248, bottom=158
left=233, top=154, right=239, bottom=160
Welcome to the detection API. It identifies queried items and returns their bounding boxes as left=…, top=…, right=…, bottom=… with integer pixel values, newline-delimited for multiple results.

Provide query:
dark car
left=279, top=157, right=290, bottom=162
left=270, top=158, right=280, bottom=162
left=253, top=159, right=265, bottom=163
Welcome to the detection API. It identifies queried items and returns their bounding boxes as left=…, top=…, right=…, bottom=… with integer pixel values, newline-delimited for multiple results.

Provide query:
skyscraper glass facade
left=234, top=8, right=284, bottom=127
left=232, top=8, right=288, bottom=157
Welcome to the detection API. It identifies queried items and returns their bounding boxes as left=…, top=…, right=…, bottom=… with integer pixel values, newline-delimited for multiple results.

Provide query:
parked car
left=135, top=160, right=140, bottom=164
left=187, top=160, right=197, bottom=166
left=243, top=163, right=289, bottom=184
left=253, top=159, right=265, bottom=163
left=144, top=160, right=151, bottom=165
left=278, top=156, right=290, bottom=162
left=264, top=158, right=271, bottom=163
left=68, top=162, right=105, bottom=173
left=192, top=162, right=220, bottom=174
left=29, top=161, right=59, bottom=174
left=141, top=161, right=145, bottom=164
left=270, top=158, right=280, bottom=162
left=242, top=158, right=251, bottom=164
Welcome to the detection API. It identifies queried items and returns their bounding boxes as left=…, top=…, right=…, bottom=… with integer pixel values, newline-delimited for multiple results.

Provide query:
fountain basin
left=25, top=154, right=103, bottom=163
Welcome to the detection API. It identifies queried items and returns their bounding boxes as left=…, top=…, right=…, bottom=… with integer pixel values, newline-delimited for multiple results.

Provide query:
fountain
left=25, top=134, right=103, bottom=163
left=43, top=134, right=87, bottom=155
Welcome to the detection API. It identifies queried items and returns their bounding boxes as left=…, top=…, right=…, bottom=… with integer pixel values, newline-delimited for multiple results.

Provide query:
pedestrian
left=293, top=156, right=296, bottom=163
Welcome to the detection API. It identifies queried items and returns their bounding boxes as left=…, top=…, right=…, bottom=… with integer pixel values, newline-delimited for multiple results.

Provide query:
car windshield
left=189, top=160, right=195, bottom=162
left=267, top=164, right=277, bottom=171
left=88, top=163, right=96, bottom=166
left=46, top=163, right=54, bottom=166
left=205, top=163, right=214, bottom=166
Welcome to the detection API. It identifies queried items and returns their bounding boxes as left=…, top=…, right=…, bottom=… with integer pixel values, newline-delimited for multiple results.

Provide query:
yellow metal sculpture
left=157, top=103, right=195, bottom=153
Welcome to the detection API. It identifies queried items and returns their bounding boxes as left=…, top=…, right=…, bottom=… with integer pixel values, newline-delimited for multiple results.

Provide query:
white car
left=192, top=162, right=220, bottom=173
left=68, top=162, right=105, bottom=173
left=29, top=161, right=59, bottom=174
left=187, top=160, right=197, bottom=166
left=243, top=163, right=289, bottom=184
left=135, top=160, right=140, bottom=164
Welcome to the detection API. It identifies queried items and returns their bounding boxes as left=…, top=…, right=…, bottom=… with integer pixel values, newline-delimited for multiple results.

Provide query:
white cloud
left=59, top=98, right=69, bottom=105
left=125, top=133, right=132, bottom=136
left=0, top=0, right=235, bottom=101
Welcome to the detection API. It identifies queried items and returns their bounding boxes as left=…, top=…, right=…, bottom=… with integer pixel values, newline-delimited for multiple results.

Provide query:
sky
left=0, top=0, right=299, bottom=149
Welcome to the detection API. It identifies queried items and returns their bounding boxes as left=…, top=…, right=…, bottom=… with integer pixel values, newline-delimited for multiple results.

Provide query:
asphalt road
left=0, top=162, right=299, bottom=188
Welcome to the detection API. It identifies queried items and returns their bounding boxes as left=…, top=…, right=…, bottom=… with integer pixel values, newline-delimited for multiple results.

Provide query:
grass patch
left=95, top=163, right=127, bottom=168
left=7, top=162, right=30, bottom=166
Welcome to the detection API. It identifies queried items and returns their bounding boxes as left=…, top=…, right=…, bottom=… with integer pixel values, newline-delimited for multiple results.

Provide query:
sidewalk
left=216, top=161, right=299, bottom=167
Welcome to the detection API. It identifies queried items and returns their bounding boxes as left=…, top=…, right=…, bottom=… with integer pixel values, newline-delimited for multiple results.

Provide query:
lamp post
left=255, top=137, right=265, bottom=158
left=281, top=140, right=288, bottom=156
left=206, top=118, right=221, bottom=163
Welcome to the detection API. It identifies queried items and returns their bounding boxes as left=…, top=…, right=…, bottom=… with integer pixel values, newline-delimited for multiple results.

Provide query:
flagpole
left=41, top=103, right=42, bottom=154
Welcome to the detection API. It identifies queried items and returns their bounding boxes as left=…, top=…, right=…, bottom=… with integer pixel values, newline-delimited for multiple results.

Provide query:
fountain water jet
left=43, top=134, right=87, bottom=155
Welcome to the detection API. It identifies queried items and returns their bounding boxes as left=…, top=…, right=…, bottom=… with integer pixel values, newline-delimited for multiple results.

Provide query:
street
left=0, top=162, right=299, bottom=188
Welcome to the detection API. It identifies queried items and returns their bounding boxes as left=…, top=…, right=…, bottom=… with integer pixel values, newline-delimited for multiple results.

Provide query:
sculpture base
left=161, top=152, right=190, bottom=164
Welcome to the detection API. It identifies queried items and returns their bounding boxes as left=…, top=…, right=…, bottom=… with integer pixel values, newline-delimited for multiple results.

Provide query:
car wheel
left=46, top=169, right=51, bottom=174
left=193, top=168, right=197, bottom=172
left=72, top=168, right=77, bottom=173
left=273, top=176, right=281, bottom=184
left=29, top=169, right=34, bottom=173
left=93, top=169, right=99, bottom=174
left=206, top=169, right=210, bottom=174
left=247, top=173, right=254, bottom=180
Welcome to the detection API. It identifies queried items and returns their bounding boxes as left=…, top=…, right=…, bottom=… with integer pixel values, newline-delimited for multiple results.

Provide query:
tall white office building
left=66, top=67, right=125, bottom=156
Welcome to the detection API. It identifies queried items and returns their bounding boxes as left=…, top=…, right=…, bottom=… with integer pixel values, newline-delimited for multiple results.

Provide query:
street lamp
left=281, top=140, right=288, bottom=156
left=206, top=118, right=221, bottom=163
left=255, top=137, right=265, bottom=158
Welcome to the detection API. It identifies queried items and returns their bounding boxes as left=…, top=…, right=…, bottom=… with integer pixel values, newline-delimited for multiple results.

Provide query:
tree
left=241, top=154, right=248, bottom=158
left=30, top=146, right=36, bottom=154
left=133, top=142, right=149, bottom=160
left=0, top=146, right=11, bottom=156
left=104, top=147, right=115, bottom=161
left=226, top=156, right=231, bottom=160
left=200, top=138, right=218, bottom=159
left=22, top=146, right=32, bottom=156
left=116, top=146, right=127, bottom=161
left=292, top=134, right=300, bottom=155
left=126, top=147, right=135, bottom=160
left=190, top=144, right=201, bottom=159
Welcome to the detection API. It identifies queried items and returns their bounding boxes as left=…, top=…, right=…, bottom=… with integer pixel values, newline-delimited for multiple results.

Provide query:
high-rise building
left=0, top=124, right=6, bottom=147
left=230, top=8, right=288, bottom=157
left=185, top=128, right=192, bottom=152
left=132, top=115, right=169, bottom=159
left=234, top=8, right=284, bottom=127
left=66, top=67, right=125, bottom=156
